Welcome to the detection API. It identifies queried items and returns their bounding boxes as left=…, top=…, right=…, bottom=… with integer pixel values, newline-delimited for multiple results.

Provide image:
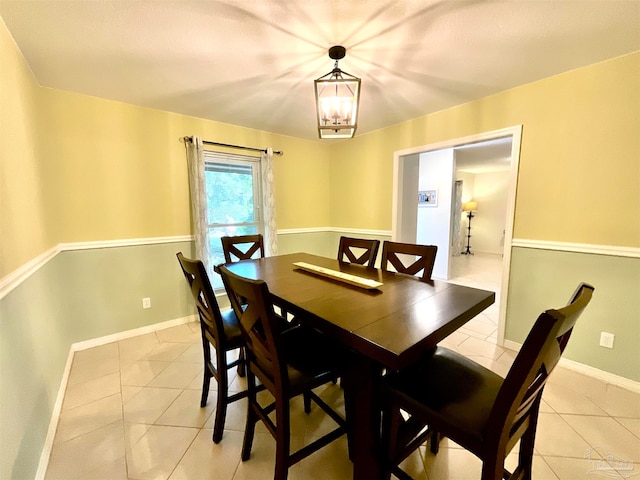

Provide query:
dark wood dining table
left=221, top=252, right=495, bottom=480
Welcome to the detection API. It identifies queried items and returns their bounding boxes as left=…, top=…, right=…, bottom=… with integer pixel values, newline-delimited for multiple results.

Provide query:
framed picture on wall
left=418, top=189, right=438, bottom=207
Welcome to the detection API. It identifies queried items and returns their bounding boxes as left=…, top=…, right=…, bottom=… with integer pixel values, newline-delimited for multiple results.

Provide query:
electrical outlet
left=599, top=332, right=614, bottom=349
left=142, top=297, right=151, bottom=309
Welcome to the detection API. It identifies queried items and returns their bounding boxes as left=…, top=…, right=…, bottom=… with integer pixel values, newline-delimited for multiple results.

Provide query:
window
left=204, top=151, right=263, bottom=288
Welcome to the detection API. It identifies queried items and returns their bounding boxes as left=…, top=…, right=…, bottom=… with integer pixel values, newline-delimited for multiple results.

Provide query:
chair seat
left=281, top=326, right=347, bottom=395
left=386, top=347, right=503, bottom=448
left=220, top=308, right=244, bottom=347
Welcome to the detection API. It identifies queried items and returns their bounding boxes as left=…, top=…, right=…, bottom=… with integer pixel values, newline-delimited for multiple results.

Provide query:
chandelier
left=314, top=46, right=361, bottom=139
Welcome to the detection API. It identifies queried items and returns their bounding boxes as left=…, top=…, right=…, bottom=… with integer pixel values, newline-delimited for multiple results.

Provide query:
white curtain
left=261, top=147, right=278, bottom=256
left=185, top=136, right=211, bottom=271
left=451, top=180, right=463, bottom=256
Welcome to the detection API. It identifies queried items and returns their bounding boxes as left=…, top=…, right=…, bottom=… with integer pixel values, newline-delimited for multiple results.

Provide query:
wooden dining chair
left=381, top=241, right=438, bottom=282
left=218, top=264, right=349, bottom=480
left=337, top=236, right=380, bottom=267
left=221, top=234, right=265, bottom=262
left=382, top=283, right=594, bottom=480
left=221, top=233, right=299, bottom=326
left=176, top=252, right=248, bottom=444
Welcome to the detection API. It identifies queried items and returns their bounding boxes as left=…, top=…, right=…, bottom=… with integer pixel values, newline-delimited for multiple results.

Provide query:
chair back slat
left=239, top=300, right=277, bottom=376
left=176, top=252, right=224, bottom=341
left=337, top=236, right=380, bottom=267
left=221, top=234, right=265, bottom=263
left=381, top=241, right=438, bottom=282
left=487, top=283, right=594, bottom=444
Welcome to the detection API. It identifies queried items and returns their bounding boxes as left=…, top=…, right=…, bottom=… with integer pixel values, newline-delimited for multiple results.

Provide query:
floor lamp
left=461, top=201, right=478, bottom=255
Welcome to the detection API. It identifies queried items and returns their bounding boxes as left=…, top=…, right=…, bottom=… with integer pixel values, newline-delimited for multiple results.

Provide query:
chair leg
left=303, top=391, right=311, bottom=414
left=380, top=398, right=397, bottom=480
left=237, top=347, right=246, bottom=377
left=274, top=396, right=291, bottom=480
left=241, top=374, right=258, bottom=461
left=517, top=413, right=540, bottom=480
left=481, top=455, right=505, bottom=480
left=241, top=407, right=257, bottom=462
left=200, top=367, right=212, bottom=407
left=212, top=347, right=229, bottom=443
left=430, top=430, right=440, bottom=454
left=212, top=368, right=229, bottom=444
left=200, top=328, right=213, bottom=407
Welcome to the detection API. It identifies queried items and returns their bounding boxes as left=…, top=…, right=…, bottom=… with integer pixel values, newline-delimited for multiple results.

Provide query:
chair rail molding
left=0, top=245, right=60, bottom=300
left=3, top=229, right=393, bottom=300
left=4, top=235, right=636, bottom=301
left=277, top=227, right=392, bottom=236
left=1, top=235, right=194, bottom=300
left=512, top=239, right=640, bottom=258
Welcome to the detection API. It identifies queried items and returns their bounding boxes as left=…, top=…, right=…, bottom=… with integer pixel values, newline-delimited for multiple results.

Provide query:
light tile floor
left=45, top=254, right=639, bottom=479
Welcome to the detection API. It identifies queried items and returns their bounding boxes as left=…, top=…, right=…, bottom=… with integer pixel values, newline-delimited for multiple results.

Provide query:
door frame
left=391, top=125, right=523, bottom=345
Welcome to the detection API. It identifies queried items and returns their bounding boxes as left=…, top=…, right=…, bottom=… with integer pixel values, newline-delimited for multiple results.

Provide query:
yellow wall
left=37, top=89, right=332, bottom=245
left=329, top=52, right=640, bottom=248
left=0, top=18, right=56, bottom=276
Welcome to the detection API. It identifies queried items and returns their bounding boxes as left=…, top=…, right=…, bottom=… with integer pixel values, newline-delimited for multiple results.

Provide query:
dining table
left=220, top=252, right=495, bottom=480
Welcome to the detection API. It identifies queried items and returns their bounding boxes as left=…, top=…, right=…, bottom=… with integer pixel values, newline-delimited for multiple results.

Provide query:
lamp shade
left=314, top=46, right=360, bottom=139
left=462, top=201, right=478, bottom=212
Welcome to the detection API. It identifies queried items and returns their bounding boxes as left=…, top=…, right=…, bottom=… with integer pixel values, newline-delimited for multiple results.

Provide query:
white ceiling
left=1, top=0, right=639, bottom=141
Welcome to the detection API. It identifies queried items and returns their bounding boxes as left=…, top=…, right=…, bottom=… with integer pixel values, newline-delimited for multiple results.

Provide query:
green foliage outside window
left=204, top=158, right=261, bottom=288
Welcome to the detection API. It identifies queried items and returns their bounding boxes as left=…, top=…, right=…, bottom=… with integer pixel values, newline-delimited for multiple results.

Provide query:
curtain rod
left=183, top=136, right=283, bottom=156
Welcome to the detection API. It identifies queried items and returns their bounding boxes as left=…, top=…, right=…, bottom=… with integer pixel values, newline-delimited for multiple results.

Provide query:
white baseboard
left=503, top=339, right=640, bottom=393
left=34, top=314, right=198, bottom=480
left=558, top=357, right=640, bottom=394
left=71, top=314, right=197, bottom=351
left=35, top=349, right=74, bottom=480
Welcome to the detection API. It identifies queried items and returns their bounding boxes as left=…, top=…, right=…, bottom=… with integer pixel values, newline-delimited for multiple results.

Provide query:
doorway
left=391, top=126, right=522, bottom=345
